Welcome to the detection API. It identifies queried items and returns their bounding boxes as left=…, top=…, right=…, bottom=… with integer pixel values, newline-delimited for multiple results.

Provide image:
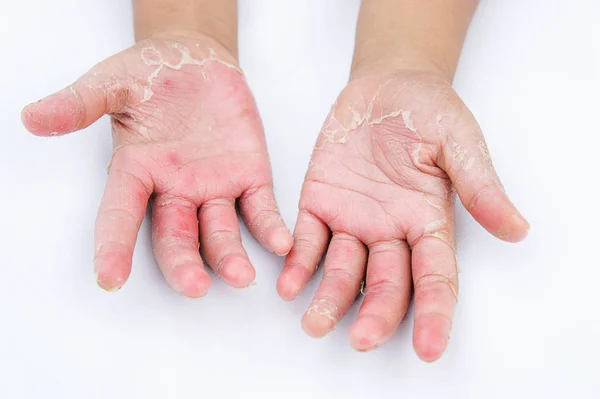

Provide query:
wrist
left=133, top=0, right=237, bottom=58
left=351, top=0, right=478, bottom=84
left=143, top=29, right=239, bottom=62
left=350, top=54, right=453, bottom=83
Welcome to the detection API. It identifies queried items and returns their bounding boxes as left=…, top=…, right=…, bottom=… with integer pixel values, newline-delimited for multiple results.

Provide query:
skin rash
left=278, top=70, right=529, bottom=360
left=22, top=33, right=294, bottom=297
left=21, top=0, right=529, bottom=364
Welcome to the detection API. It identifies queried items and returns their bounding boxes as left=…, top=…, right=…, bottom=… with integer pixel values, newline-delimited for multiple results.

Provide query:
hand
left=22, top=31, right=293, bottom=297
left=277, top=67, right=529, bottom=361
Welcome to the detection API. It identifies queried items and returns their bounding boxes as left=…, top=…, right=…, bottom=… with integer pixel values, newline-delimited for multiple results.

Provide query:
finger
left=199, top=198, right=255, bottom=288
left=21, top=59, right=130, bottom=136
left=349, top=240, right=412, bottom=352
left=437, top=115, right=529, bottom=242
left=411, top=236, right=459, bottom=362
left=277, top=210, right=330, bottom=301
left=302, top=233, right=367, bottom=338
left=152, top=196, right=211, bottom=298
left=238, top=184, right=293, bottom=256
left=94, top=158, right=153, bottom=292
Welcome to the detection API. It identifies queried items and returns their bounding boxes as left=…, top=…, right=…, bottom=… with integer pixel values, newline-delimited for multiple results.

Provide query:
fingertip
left=94, top=248, right=131, bottom=292
left=349, top=315, right=386, bottom=352
left=276, top=273, right=299, bottom=301
left=169, top=264, right=211, bottom=298
left=301, top=299, right=339, bottom=338
left=21, top=102, right=44, bottom=135
left=220, top=256, right=256, bottom=288
left=96, top=273, right=126, bottom=293
left=20, top=88, right=81, bottom=135
left=269, top=227, right=293, bottom=256
left=413, top=315, right=451, bottom=363
left=301, top=313, right=335, bottom=338
left=277, top=262, right=312, bottom=301
left=497, top=213, right=530, bottom=243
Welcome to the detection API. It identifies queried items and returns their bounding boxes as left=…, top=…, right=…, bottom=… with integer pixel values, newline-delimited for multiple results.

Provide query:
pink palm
left=277, top=70, right=529, bottom=361
left=22, top=32, right=292, bottom=297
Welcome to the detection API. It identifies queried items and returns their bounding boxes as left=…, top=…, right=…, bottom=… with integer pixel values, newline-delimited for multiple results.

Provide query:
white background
left=1, top=0, right=599, bottom=398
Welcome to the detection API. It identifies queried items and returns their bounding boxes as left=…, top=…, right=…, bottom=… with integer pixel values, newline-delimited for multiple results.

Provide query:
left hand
left=277, top=67, right=529, bottom=361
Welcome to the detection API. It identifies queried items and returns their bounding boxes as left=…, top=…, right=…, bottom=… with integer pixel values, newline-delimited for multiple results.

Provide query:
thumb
left=21, top=59, right=131, bottom=136
left=437, top=113, right=530, bottom=243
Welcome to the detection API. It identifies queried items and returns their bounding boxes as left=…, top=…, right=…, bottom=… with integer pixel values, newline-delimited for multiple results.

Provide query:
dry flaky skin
left=278, top=69, right=529, bottom=362
left=21, top=31, right=293, bottom=297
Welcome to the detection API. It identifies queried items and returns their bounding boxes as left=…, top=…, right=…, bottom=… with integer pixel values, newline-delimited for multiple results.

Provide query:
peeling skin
left=478, top=140, right=502, bottom=187
left=437, top=115, right=478, bottom=177
left=140, top=42, right=242, bottom=103
left=360, top=280, right=367, bottom=296
left=401, top=110, right=416, bottom=132
left=306, top=298, right=339, bottom=323
left=95, top=274, right=124, bottom=293
left=436, top=114, right=447, bottom=136
left=94, top=244, right=103, bottom=260
left=422, top=193, right=455, bottom=251
left=243, top=194, right=280, bottom=240
left=421, top=192, right=460, bottom=272
left=318, top=89, right=420, bottom=152
left=451, top=141, right=475, bottom=172
left=401, top=110, right=424, bottom=166
left=307, top=160, right=328, bottom=180
left=416, top=273, right=459, bottom=302
left=138, top=125, right=149, bottom=138
left=94, top=244, right=124, bottom=292
left=106, top=144, right=125, bottom=173
left=68, top=85, right=84, bottom=132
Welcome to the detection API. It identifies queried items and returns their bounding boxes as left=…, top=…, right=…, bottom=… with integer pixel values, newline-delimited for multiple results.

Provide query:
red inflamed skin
left=22, top=31, right=293, bottom=298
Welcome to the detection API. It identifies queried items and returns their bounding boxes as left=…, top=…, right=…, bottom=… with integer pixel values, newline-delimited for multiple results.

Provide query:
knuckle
left=366, top=278, right=404, bottom=295
left=324, top=266, right=361, bottom=286
left=215, top=253, right=247, bottom=273
left=247, top=208, right=279, bottom=229
left=110, top=166, right=152, bottom=195
left=202, top=198, right=234, bottom=212
left=331, top=233, right=361, bottom=244
left=285, top=258, right=315, bottom=273
left=101, top=206, right=138, bottom=225
left=204, top=228, right=239, bottom=246
left=414, top=273, right=459, bottom=301
left=293, top=236, right=321, bottom=253
left=466, top=183, right=497, bottom=214
left=367, top=238, right=405, bottom=254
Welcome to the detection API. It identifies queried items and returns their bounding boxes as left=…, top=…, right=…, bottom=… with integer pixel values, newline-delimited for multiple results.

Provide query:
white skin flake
left=436, top=114, right=447, bottom=136
left=478, top=140, right=501, bottom=185
left=416, top=273, right=459, bottom=302
left=69, top=85, right=84, bottom=132
left=306, top=299, right=339, bottom=322
left=422, top=193, right=455, bottom=251
left=318, top=91, right=420, bottom=152
left=140, top=42, right=242, bottom=103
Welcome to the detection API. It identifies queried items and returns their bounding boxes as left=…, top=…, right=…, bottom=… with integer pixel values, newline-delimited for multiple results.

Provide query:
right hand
left=21, top=30, right=293, bottom=297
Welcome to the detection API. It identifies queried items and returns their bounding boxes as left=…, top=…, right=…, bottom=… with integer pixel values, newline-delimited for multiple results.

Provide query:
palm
left=108, top=36, right=272, bottom=205
left=22, top=32, right=292, bottom=297
left=278, top=71, right=529, bottom=361
left=303, top=75, right=455, bottom=245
